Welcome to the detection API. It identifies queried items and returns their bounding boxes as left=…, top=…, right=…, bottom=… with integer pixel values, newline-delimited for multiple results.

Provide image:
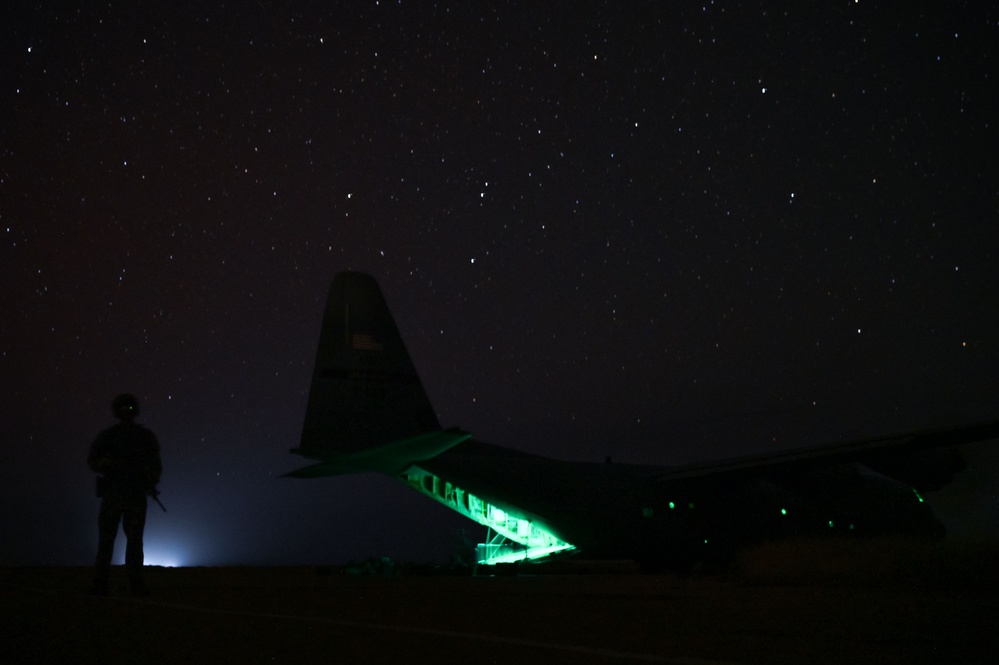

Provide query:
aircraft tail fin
left=294, top=272, right=441, bottom=459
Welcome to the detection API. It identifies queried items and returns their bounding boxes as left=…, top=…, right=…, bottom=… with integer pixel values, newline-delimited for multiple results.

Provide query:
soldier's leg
left=92, top=497, right=120, bottom=594
left=122, top=498, right=148, bottom=594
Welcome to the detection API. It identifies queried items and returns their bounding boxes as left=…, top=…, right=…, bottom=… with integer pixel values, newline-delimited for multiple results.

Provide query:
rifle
left=150, top=488, right=167, bottom=512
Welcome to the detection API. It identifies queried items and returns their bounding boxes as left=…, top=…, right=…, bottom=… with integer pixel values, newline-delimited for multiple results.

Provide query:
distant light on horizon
left=142, top=543, right=189, bottom=568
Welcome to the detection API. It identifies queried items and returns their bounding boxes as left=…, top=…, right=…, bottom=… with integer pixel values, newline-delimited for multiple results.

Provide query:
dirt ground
left=3, top=542, right=998, bottom=664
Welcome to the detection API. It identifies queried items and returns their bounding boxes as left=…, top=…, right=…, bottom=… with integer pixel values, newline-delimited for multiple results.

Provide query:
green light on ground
left=912, top=488, right=925, bottom=503
left=668, top=501, right=675, bottom=509
left=828, top=520, right=835, bottom=528
left=780, top=508, right=787, bottom=516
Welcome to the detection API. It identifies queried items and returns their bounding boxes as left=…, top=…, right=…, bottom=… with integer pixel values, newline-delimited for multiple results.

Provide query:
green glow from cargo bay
left=399, top=467, right=575, bottom=565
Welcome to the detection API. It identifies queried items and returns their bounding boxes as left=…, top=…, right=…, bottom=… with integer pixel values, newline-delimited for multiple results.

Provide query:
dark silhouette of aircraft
left=286, top=272, right=999, bottom=571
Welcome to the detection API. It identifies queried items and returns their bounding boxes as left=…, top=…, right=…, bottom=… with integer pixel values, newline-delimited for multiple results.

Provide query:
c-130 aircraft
left=286, top=272, right=999, bottom=572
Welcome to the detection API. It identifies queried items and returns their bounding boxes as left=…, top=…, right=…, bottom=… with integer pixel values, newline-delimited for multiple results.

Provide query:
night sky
left=3, top=1, right=997, bottom=567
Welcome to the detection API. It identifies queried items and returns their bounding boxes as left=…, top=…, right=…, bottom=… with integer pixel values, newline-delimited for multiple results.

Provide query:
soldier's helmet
left=112, top=393, right=140, bottom=420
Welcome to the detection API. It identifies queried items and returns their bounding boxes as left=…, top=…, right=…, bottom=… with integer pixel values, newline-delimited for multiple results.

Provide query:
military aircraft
left=286, top=271, right=999, bottom=571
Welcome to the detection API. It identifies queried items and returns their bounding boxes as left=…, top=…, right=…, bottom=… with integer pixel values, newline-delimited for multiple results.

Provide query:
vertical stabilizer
left=297, top=272, right=440, bottom=457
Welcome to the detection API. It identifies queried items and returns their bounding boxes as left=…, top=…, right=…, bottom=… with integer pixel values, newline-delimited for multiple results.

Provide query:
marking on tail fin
left=352, top=333, right=383, bottom=351
left=318, top=368, right=421, bottom=384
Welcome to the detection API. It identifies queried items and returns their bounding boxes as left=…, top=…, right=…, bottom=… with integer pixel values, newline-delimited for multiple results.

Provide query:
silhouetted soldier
left=88, top=393, right=162, bottom=595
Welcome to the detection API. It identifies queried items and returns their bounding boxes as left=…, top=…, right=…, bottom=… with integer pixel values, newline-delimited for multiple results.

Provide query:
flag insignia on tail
left=352, top=333, right=383, bottom=351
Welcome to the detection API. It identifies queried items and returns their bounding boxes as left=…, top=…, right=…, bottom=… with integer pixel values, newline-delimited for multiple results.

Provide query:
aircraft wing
left=650, top=419, right=999, bottom=491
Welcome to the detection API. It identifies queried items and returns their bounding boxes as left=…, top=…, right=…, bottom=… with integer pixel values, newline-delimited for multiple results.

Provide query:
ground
left=2, top=539, right=997, bottom=664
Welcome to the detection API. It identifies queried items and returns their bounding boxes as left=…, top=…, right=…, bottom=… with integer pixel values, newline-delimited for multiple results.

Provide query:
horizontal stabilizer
left=285, top=428, right=471, bottom=478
